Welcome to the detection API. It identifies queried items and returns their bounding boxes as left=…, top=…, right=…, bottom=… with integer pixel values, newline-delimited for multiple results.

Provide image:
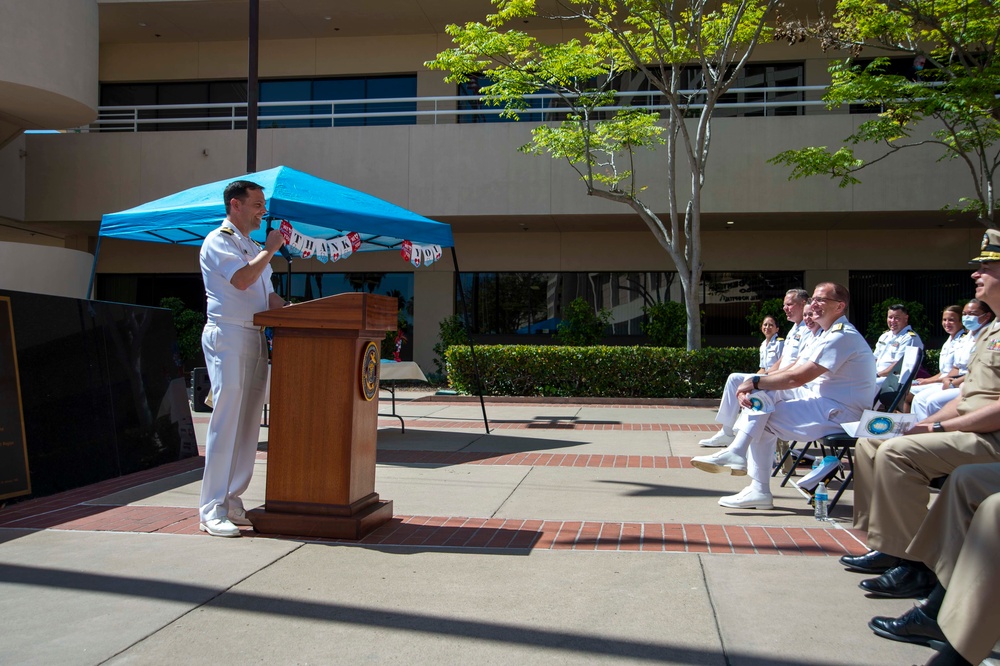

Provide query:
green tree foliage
left=771, top=0, right=1000, bottom=227
left=554, top=297, right=612, bottom=346
left=865, top=297, right=931, bottom=345
left=745, top=298, right=786, bottom=340
left=641, top=300, right=687, bottom=346
left=433, top=314, right=471, bottom=376
left=427, top=0, right=778, bottom=348
left=158, top=297, right=205, bottom=363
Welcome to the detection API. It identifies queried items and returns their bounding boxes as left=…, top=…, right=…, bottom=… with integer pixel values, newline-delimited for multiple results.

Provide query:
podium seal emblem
left=361, top=341, right=380, bottom=401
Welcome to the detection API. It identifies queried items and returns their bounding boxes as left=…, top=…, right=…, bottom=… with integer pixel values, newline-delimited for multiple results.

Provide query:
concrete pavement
left=1, top=391, right=994, bottom=665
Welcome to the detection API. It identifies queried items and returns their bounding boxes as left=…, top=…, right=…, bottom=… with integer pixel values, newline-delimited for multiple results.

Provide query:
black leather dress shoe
left=840, top=549, right=902, bottom=574
left=860, top=564, right=937, bottom=598
left=868, top=606, right=947, bottom=649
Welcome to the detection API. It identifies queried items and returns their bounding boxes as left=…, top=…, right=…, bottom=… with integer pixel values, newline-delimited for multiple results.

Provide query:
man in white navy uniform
left=691, top=283, right=876, bottom=509
left=699, top=288, right=810, bottom=448
left=873, top=304, right=923, bottom=386
left=198, top=180, right=286, bottom=537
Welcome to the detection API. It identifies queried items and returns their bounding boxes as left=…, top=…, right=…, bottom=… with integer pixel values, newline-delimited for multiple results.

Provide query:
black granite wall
left=0, top=288, right=197, bottom=500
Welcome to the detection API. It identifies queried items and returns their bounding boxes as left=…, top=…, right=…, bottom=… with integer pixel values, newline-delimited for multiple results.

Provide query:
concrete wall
left=0, top=242, right=94, bottom=299
left=23, top=113, right=969, bottom=224
left=0, top=0, right=98, bottom=134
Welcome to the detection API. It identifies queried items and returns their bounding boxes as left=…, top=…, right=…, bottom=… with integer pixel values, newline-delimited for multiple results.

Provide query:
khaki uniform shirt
left=957, top=319, right=1000, bottom=416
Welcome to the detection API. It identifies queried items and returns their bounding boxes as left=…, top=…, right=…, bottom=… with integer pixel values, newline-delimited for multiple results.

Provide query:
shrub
left=745, top=298, right=787, bottom=340
left=432, top=314, right=470, bottom=376
left=554, top=297, right=612, bottom=346
left=641, top=301, right=686, bottom=347
left=159, top=297, right=205, bottom=364
left=445, top=344, right=758, bottom=398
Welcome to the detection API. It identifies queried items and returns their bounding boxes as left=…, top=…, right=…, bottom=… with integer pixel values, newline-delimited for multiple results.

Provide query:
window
left=98, top=74, right=417, bottom=131
left=849, top=270, right=974, bottom=347
left=456, top=62, right=806, bottom=124
left=456, top=271, right=803, bottom=345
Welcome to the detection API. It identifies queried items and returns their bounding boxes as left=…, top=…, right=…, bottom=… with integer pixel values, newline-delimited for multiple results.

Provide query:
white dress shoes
left=691, top=449, right=747, bottom=475
left=199, top=517, right=241, bottom=537
left=228, top=507, right=252, bottom=526
left=698, top=430, right=736, bottom=448
left=718, top=486, right=774, bottom=510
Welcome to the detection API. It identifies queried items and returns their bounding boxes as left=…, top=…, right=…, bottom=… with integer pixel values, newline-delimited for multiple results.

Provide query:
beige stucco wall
left=0, top=0, right=98, bottom=133
left=23, top=111, right=970, bottom=224
left=0, top=242, right=94, bottom=299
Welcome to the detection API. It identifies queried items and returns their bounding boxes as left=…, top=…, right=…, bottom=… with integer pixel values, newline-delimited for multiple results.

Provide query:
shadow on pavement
left=0, top=561, right=863, bottom=665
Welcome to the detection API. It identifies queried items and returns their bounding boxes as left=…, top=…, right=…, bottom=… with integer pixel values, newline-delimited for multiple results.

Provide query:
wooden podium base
left=247, top=499, right=393, bottom=540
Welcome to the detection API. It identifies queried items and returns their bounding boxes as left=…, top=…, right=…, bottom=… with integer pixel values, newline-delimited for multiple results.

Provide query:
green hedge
left=924, top=349, right=940, bottom=374
left=445, top=345, right=759, bottom=398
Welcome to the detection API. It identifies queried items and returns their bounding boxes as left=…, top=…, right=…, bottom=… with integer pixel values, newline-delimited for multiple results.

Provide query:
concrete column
left=413, top=268, right=455, bottom=376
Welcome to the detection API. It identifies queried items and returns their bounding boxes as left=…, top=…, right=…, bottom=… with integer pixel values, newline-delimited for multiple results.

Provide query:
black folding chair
left=815, top=349, right=923, bottom=512
left=771, top=350, right=922, bottom=505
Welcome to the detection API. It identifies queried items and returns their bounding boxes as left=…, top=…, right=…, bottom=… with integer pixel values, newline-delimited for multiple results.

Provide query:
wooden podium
left=247, top=293, right=397, bottom=539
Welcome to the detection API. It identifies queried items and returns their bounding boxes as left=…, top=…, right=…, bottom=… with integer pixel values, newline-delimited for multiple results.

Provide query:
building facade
left=0, top=0, right=982, bottom=372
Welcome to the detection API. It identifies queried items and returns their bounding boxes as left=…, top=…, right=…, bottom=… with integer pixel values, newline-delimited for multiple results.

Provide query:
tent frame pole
left=86, top=236, right=102, bottom=300
left=450, top=247, right=490, bottom=434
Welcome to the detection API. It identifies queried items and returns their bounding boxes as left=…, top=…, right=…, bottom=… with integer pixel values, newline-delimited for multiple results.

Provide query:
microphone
left=266, top=218, right=292, bottom=261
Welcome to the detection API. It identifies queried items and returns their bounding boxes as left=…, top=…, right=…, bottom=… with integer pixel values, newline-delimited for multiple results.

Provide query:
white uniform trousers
left=906, top=463, right=1000, bottom=664
left=199, top=322, right=269, bottom=523
left=911, top=386, right=960, bottom=421
left=714, top=372, right=755, bottom=435
left=729, top=388, right=850, bottom=491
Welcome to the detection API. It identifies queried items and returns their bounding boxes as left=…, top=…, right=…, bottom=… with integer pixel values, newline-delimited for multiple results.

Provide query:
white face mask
left=963, top=314, right=985, bottom=332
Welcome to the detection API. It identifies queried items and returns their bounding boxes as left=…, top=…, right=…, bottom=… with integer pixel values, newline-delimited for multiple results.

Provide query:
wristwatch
left=751, top=375, right=761, bottom=390
left=932, top=422, right=945, bottom=433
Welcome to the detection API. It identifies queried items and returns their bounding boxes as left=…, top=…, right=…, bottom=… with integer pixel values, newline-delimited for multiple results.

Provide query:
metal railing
left=75, top=85, right=832, bottom=132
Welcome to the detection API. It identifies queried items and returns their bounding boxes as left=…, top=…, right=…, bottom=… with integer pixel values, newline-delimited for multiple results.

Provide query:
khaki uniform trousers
left=906, top=463, right=1000, bottom=665
left=852, top=432, right=1000, bottom=558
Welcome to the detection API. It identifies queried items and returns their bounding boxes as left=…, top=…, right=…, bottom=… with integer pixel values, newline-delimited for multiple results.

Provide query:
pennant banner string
left=274, top=219, right=442, bottom=267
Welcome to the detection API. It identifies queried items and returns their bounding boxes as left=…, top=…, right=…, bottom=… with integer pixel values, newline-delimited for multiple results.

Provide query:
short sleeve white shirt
left=952, top=328, right=981, bottom=374
left=200, top=220, right=274, bottom=324
left=759, top=335, right=784, bottom=370
left=937, top=331, right=965, bottom=375
left=776, top=321, right=809, bottom=371
left=873, top=325, right=924, bottom=373
left=803, top=316, right=877, bottom=411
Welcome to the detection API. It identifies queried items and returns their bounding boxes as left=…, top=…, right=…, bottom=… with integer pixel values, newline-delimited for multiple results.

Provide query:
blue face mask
left=963, top=314, right=984, bottom=332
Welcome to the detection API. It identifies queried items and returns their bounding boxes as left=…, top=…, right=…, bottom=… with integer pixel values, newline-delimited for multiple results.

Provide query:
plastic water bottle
left=814, top=482, right=829, bottom=521
left=811, top=455, right=822, bottom=471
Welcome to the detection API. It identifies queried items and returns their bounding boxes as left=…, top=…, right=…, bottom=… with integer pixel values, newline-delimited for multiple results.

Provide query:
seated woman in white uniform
left=903, top=305, right=966, bottom=412
left=912, top=299, right=995, bottom=421
left=758, top=315, right=784, bottom=374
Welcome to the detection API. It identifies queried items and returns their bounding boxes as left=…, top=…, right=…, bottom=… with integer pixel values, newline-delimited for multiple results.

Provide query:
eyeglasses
left=808, top=296, right=844, bottom=305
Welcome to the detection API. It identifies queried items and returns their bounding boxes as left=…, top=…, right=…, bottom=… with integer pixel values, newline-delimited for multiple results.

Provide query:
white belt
left=211, top=316, right=264, bottom=331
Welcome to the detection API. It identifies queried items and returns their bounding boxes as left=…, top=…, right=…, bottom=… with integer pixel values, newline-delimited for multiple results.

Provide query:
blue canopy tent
left=94, top=165, right=488, bottom=431
left=97, top=165, right=454, bottom=251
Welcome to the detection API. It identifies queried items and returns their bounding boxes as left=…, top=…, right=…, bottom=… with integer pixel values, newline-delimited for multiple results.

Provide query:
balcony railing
left=74, top=86, right=831, bottom=132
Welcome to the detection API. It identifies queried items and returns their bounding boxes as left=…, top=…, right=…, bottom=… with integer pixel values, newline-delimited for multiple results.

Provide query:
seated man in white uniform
left=798, top=301, right=825, bottom=355
left=873, top=304, right=923, bottom=387
left=699, top=288, right=810, bottom=448
left=691, top=282, right=876, bottom=509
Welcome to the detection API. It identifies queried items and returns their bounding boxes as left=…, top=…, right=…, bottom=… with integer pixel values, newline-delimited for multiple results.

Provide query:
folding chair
left=772, top=347, right=922, bottom=497
left=815, top=347, right=923, bottom=512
